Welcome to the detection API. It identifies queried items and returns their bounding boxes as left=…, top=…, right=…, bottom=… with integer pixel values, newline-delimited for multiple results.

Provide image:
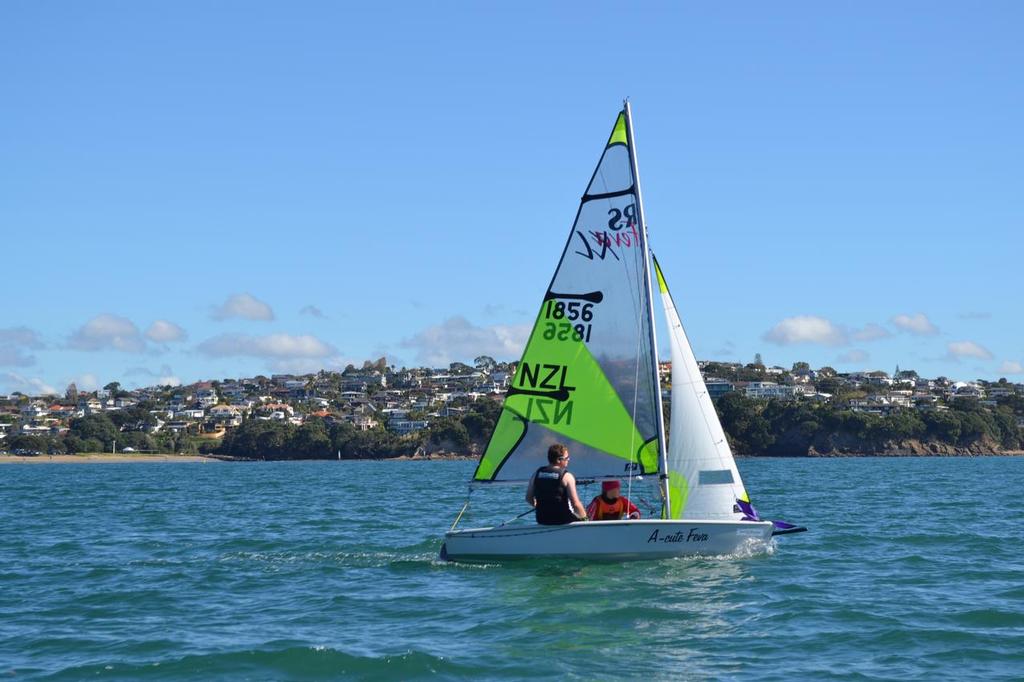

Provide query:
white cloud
left=762, top=316, right=847, bottom=347
left=997, top=360, right=1023, bottom=375
left=198, top=333, right=343, bottom=374
left=211, top=293, right=274, bottom=321
left=197, top=333, right=338, bottom=359
left=0, top=346, right=36, bottom=367
left=266, top=357, right=346, bottom=374
left=125, top=365, right=181, bottom=387
left=947, top=340, right=992, bottom=361
left=67, top=314, right=145, bottom=353
left=71, top=373, right=100, bottom=392
left=299, top=305, right=325, bottom=319
left=712, top=340, right=736, bottom=357
left=0, top=326, right=44, bottom=367
left=1, top=372, right=58, bottom=396
left=145, top=320, right=187, bottom=343
left=0, top=327, right=44, bottom=348
left=401, top=316, right=530, bottom=366
left=852, top=323, right=891, bottom=342
left=837, top=349, right=869, bottom=364
left=891, top=313, right=939, bottom=336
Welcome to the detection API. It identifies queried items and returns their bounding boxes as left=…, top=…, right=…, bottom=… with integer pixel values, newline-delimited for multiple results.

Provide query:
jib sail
left=654, top=256, right=751, bottom=519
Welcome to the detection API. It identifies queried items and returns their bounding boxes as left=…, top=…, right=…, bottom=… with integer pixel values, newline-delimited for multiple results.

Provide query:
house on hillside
left=887, top=392, right=913, bottom=409
left=389, top=418, right=429, bottom=435
left=220, top=383, right=246, bottom=401
left=348, top=414, right=378, bottom=431
left=953, top=383, right=986, bottom=400
left=196, top=389, right=218, bottom=408
left=165, top=421, right=197, bottom=434
left=790, top=366, right=816, bottom=383
left=847, top=397, right=887, bottom=415
left=894, top=369, right=919, bottom=385
left=704, top=378, right=733, bottom=400
left=257, top=403, right=294, bottom=418
left=48, top=404, right=76, bottom=418
left=864, top=371, right=893, bottom=387
left=745, top=382, right=796, bottom=400
left=209, top=405, right=242, bottom=428
left=20, top=402, right=47, bottom=419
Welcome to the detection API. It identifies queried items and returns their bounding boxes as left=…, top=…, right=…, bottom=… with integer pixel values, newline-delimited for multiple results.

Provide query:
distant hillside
left=713, top=392, right=1023, bottom=457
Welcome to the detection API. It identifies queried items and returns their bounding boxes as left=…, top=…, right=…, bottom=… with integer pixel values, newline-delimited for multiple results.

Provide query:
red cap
left=601, top=480, right=621, bottom=493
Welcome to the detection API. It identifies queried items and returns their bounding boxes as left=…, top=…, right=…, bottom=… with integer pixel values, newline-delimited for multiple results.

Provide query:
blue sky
left=2, top=1, right=1021, bottom=394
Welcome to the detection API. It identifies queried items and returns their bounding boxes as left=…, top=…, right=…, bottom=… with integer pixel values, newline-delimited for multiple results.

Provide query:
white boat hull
left=442, top=519, right=774, bottom=561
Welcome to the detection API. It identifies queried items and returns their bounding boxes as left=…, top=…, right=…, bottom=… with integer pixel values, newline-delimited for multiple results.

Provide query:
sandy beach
left=0, top=453, right=218, bottom=464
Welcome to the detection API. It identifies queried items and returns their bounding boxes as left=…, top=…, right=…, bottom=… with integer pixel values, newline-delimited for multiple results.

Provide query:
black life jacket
left=533, top=465, right=577, bottom=525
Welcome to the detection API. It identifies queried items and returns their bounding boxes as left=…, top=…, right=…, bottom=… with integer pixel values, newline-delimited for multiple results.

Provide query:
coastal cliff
left=717, top=391, right=1023, bottom=457
left=780, top=435, right=1021, bottom=457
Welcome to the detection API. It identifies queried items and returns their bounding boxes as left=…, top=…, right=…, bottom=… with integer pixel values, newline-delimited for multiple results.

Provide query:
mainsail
left=654, top=256, right=751, bottom=520
left=473, top=110, right=663, bottom=482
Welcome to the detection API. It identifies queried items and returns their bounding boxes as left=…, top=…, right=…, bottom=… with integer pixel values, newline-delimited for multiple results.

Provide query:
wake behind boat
left=443, top=102, right=805, bottom=562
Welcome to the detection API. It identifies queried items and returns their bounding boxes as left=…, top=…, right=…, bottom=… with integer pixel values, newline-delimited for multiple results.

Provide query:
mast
left=623, top=100, right=671, bottom=517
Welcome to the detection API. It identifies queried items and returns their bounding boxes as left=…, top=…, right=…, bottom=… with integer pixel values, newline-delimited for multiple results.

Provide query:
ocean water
left=1, top=457, right=1022, bottom=681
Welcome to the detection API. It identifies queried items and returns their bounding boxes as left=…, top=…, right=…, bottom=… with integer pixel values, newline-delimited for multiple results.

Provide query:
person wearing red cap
left=587, top=480, right=641, bottom=521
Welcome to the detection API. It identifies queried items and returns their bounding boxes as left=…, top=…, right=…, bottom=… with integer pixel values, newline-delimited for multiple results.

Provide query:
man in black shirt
left=525, top=443, right=588, bottom=525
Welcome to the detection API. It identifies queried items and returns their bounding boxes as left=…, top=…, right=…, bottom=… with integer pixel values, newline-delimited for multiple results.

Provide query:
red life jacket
left=587, top=494, right=638, bottom=521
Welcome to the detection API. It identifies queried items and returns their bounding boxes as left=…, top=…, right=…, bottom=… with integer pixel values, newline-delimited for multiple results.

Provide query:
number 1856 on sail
left=542, top=298, right=596, bottom=343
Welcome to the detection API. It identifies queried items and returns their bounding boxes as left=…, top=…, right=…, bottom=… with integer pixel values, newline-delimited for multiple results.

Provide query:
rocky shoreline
left=797, top=435, right=1023, bottom=457
left=0, top=453, right=216, bottom=463
left=776, top=450, right=1023, bottom=458
left=5, top=448, right=1019, bottom=463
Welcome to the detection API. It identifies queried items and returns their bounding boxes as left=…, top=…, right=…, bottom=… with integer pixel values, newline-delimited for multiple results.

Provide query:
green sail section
left=473, top=300, right=656, bottom=481
left=654, top=257, right=669, bottom=294
left=473, top=408, right=524, bottom=481
left=473, top=408, right=527, bottom=481
left=607, top=113, right=628, bottom=147
left=668, top=471, right=688, bottom=520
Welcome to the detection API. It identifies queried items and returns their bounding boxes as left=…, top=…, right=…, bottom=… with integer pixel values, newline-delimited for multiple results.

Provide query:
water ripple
left=1, top=458, right=1022, bottom=680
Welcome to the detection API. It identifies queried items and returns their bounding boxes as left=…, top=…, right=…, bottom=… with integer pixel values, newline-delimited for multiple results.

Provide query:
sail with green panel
left=473, top=112, right=662, bottom=482
left=654, top=255, right=751, bottom=520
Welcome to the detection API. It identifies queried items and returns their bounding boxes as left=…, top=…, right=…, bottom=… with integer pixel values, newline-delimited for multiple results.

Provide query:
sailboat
left=442, top=103, right=805, bottom=561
